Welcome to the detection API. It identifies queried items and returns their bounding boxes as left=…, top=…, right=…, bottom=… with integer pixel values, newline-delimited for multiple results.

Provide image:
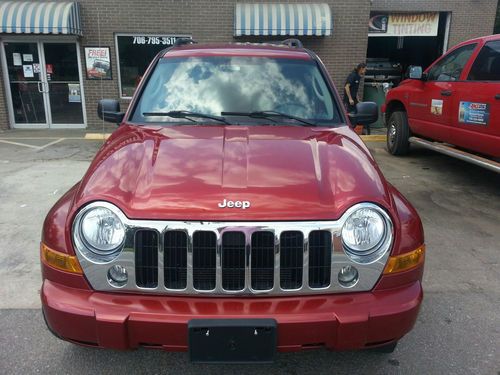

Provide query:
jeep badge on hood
left=218, top=199, right=251, bottom=209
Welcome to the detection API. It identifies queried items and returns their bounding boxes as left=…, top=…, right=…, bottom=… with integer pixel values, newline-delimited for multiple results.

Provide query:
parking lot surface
left=0, top=133, right=498, bottom=374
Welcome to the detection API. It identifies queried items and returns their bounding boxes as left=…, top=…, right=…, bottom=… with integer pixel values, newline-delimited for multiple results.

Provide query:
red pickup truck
left=40, top=39, right=424, bottom=362
left=384, top=34, right=500, bottom=173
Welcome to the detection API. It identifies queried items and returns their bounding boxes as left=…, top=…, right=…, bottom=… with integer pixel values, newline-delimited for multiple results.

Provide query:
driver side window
left=427, top=44, right=477, bottom=81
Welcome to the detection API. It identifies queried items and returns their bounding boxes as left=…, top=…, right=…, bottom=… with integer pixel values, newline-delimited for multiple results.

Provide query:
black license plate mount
left=188, top=319, right=277, bottom=363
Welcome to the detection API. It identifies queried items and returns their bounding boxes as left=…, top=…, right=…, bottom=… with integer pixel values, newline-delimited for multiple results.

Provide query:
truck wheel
left=387, top=111, right=410, bottom=155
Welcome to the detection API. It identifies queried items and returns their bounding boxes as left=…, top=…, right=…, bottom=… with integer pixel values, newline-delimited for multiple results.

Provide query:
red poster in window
left=46, top=64, right=53, bottom=74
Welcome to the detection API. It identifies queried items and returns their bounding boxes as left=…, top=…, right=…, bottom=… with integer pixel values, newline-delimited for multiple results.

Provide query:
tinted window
left=116, top=35, right=187, bottom=98
left=132, top=57, right=340, bottom=125
left=427, top=44, right=477, bottom=81
left=468, top=40, right=500, bottom=81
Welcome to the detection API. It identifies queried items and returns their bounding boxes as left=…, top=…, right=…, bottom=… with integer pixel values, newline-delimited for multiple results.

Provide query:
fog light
left=338, top=265, right=359, bottom=288
left=107, top=265, right=128, bottom=287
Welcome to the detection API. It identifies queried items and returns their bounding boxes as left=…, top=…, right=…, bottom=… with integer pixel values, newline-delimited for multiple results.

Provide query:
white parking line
left=36, top=138, right=65, bottom=150
left=0, top=139, right=40, bottom=149
left=0, top=138, right=66, bottom=150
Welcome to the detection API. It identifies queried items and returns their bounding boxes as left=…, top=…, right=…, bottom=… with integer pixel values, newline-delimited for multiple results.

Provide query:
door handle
left=495, top=94, right=500, bottom=100
left=37, top=81, right=43, bottom=93
left=441, top=90, right=452, bottom=96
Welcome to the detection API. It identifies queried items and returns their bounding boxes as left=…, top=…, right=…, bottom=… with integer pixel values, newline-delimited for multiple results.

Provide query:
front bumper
left=42, top=279, right=422, bottom=352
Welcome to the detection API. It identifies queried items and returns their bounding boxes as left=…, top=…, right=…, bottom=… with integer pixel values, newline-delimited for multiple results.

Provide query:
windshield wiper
left=221, top=111, right=316, bottom=126
left=143, top=110, right=230, bottom=124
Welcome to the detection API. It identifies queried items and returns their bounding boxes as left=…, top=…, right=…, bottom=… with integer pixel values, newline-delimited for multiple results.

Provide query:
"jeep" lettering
left=218, top=199, right=251, bottom=209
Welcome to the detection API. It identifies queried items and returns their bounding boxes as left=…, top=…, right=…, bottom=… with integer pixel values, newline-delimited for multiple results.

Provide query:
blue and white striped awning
left=0, top=2, right=82, bottom=35
left=235, top=3, right=332, bottom=36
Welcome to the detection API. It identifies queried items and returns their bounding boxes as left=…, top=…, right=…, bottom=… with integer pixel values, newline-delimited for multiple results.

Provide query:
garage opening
left=367, top=12, right=450, bottom=82
left=363, top=12, right=451, bottom=128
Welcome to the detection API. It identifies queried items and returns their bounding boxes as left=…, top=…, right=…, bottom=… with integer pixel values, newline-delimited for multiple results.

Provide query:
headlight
left=341, top=204, right=392, bottom=264
left=73, top=203, right=125, bottom=263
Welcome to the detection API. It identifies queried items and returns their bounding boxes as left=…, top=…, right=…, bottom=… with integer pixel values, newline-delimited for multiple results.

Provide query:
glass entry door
left=42, top=43, right=84, bottom=125
left=2, top=40, right=85, bottom=128
left=3, top=42, right=47, bottom=125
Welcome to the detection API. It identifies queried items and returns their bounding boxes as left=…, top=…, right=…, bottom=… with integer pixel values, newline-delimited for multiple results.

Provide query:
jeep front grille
left=76, top=216, right=392, bottom=296
left=135, top=229, right=332, bottom=293
left=309, top=230, right=332, bottom=288
left=250, top=231, right=274, bottom=290
left=279, top=231, right=304, bottom=289
left=164, top=230, right=187, bottom=289
left=192, top=231, right=217, bottom=290
left=135, top=230, right=158, bottom=288
left=221, top=232, right=246, bottom=291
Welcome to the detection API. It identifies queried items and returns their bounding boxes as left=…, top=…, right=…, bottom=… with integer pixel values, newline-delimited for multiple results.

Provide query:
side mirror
left=408, top=65, right=423, bottom=80
left=97, top=99, right=125, bottom=125
left=348, top=102, right=378, bottom=126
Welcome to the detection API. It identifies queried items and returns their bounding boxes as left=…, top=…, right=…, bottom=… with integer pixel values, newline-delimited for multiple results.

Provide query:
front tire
left=387, top=111, right=410, bottom=155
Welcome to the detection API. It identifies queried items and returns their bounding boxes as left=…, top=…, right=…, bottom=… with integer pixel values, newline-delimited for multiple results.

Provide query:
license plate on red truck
left=188, top=319, right=277, bottom=363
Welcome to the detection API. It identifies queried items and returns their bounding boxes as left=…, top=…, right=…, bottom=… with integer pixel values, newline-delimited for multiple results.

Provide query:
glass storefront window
left=115, top=34, right=190, bottom=98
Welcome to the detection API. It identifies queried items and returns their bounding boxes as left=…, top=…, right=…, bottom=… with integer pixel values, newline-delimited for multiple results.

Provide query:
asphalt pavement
left=0, top=130, right=498, bottom=374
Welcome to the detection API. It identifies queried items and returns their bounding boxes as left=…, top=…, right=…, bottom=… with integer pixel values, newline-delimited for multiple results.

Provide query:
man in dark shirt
left=343, top=62, right=367, bottom=113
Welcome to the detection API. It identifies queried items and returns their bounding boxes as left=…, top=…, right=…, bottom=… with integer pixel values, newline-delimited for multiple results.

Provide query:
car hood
left=74, top=124, right=392, bottom=221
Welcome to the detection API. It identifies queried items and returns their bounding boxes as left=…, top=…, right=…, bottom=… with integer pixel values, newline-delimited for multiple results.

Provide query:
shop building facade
left=0, top=0, right=496, bottom=130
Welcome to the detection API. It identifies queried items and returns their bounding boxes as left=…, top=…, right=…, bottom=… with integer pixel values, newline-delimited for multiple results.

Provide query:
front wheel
left=387, top=111, right=410, bottom=155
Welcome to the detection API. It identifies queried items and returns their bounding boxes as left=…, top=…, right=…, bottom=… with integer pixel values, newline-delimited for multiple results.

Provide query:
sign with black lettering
left=369, top=12, right=439, bottom=37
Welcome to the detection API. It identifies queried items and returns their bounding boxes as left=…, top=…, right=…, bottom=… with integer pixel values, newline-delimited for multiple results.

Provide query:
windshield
left=131, top=56, right=341, bottom=125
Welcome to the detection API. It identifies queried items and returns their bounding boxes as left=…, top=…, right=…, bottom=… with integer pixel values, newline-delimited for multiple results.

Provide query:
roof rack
left=173, top=37, right=197, bottom=47
left=267, top=38, right=303, bottom=48
left=281, top=38, right=303, bottom=48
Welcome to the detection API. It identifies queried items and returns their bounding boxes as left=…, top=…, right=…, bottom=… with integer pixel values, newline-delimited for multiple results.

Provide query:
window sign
left=115, top=34, right=190, bottom=98
left=23, top=64, right=34, bottom=78
left=12, top=53, right=21, bottom=66
left=369, top=12, right=439, bottom=37
left=84, top=47, right=112, bottom=80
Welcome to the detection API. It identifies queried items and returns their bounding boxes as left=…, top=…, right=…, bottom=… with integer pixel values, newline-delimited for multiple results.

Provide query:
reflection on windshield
left=134, top=57, right=337, bottom=123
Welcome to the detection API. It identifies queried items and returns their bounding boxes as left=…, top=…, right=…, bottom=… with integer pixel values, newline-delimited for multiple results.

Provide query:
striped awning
left=0, top=2, right=82, bottom=35
left=235, top=3, right=332, bottom=36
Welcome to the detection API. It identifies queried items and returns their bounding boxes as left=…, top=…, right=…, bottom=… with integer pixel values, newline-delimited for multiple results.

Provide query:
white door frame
left=0, top=35, right=87, bottom=129
left=0, top=39, right=49, bottom=128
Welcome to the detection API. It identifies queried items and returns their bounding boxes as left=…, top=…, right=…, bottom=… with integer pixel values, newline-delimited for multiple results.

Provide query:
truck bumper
left=41, top=279, right=422, bottom=352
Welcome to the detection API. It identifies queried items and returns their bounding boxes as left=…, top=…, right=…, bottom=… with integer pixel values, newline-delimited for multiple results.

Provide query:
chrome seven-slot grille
left=134, top=229, right=334, bottom=292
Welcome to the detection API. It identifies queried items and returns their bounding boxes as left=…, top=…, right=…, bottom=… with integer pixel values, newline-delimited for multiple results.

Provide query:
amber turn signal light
left=383, top=245, right=425, bottom=274
left=41, top=242, right=83, bottom=274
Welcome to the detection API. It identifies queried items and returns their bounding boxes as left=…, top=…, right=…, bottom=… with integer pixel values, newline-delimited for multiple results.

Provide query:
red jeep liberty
left=40, top=39, right=425, bottom=362
left=384, top=34, right=500, bottom=173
